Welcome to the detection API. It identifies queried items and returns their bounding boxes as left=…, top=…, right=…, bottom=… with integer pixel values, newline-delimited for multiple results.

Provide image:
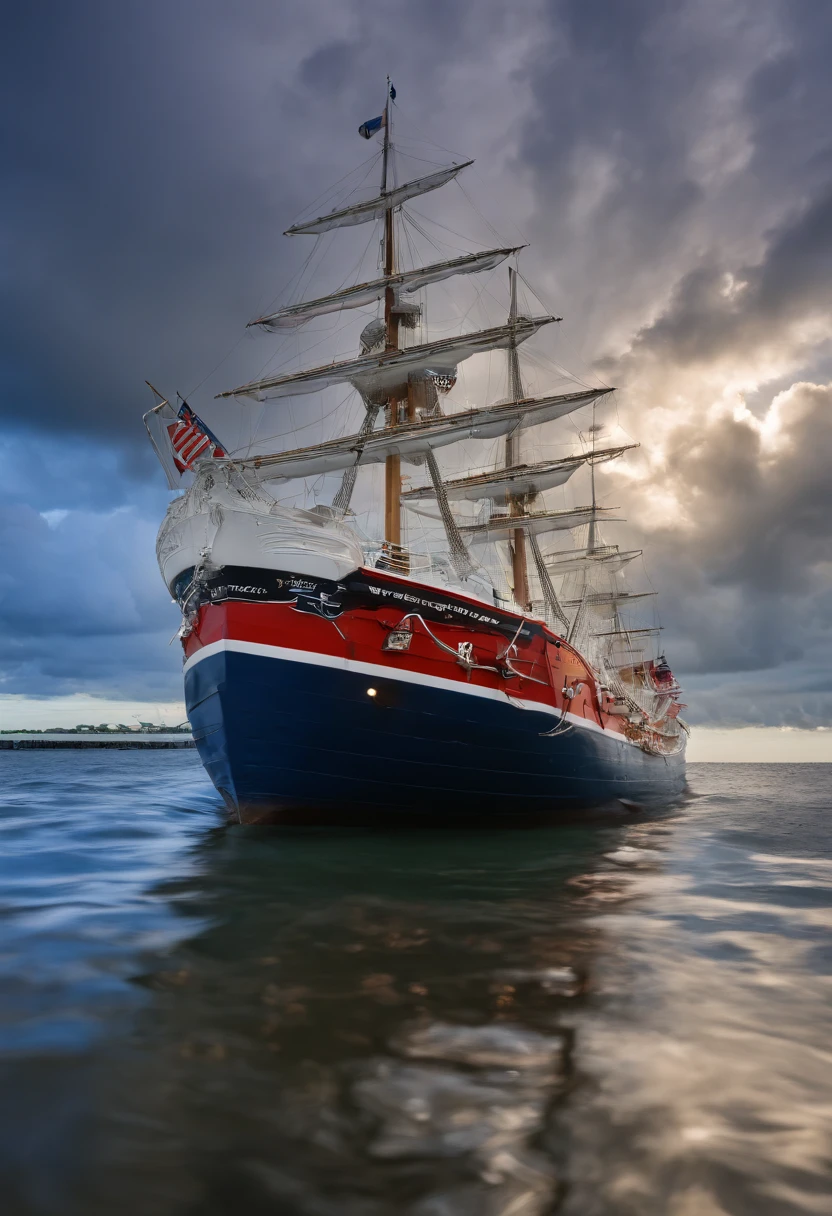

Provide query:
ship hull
left=182, top=585, right=686, bottom=823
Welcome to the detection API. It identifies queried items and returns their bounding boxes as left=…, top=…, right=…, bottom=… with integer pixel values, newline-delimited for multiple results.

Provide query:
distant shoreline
left=0, top=733, right=195, bottom=749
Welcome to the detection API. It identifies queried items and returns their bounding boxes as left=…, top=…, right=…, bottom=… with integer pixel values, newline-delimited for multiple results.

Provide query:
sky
left=2, top=0, right=832, bottom=757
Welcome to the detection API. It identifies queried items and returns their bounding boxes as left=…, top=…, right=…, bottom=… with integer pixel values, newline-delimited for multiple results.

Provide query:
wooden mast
left=587, top=400, right=598, bottom=554
left=505, top=267, right=531, bottom=610
left=381, top=80, right=402, bottom=551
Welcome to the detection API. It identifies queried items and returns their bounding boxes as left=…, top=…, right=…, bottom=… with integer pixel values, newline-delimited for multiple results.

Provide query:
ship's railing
left=372, top=542, right=410, bottom=575
left=476, top=500, right=509, bottom=526
left=365, top=541, right=445, bottom=579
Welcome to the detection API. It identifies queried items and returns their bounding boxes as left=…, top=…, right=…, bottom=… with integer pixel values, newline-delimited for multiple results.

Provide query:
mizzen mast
left=587, top=401, right=599, bottom=555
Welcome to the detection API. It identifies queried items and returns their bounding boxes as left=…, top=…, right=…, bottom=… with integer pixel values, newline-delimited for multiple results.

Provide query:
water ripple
left=0, top=756, right=829, bottom=1215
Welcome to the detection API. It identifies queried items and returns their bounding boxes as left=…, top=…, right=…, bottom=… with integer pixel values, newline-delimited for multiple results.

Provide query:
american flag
left=166, top=403, right=225, bottom=473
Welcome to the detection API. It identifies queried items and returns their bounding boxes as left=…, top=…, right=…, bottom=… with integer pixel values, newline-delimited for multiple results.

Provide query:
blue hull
left=185, top=646, right=686, bottom=822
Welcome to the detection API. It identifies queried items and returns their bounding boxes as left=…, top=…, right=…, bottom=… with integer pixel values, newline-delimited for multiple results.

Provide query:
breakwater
left=0, top=733, right=195, bottom=749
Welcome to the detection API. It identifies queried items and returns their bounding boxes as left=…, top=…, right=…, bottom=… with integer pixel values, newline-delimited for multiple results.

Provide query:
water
left=1, top=754, right=830, bottom=1215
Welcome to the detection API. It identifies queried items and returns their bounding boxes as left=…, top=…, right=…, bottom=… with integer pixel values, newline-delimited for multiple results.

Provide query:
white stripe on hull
left=183, top=637, right=646, bottom=750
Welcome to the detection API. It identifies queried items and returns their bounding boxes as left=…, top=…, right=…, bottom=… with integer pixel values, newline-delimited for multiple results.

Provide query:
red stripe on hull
left=182, top=588, right=634, bottom=742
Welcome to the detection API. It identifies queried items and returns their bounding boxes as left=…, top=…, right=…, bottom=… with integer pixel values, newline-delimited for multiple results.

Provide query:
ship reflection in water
left=0, top=753, right=830, bottom=1215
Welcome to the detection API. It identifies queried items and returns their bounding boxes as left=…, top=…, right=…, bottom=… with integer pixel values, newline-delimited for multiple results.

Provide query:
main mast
left=587, top=400, right=598, bottom=555
left=214, top=94, right=611, bottom=627
left=505, top=267, right=531, bottom=610
left=381, top=80, right=401, bottom=551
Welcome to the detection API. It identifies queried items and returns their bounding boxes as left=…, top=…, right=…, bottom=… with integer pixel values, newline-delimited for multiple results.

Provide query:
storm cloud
left=1, top=0, right=831, bottom=725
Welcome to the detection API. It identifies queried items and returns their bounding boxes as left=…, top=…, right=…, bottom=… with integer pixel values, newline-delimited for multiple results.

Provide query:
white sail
left=460, top=506, right=619, bottom=542
left=284, top=162, right=474, bottom=236
left=232, top=387, right=610, bottom=480
left=250, top=246, right=525, bottom=330
left=217, top=315, right=559, bottom=401
left=545, top=545, right=642, bottom=574
left=401, top=444, right=636, bottom=504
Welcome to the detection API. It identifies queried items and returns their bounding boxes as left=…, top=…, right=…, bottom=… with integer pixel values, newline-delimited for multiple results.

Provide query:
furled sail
left=401, top=444, right=636, bottom=504
left=217, top=315, right=559, bottom=401
left=284, top=162, right=474, bottom=236
left=232, top=387, right=610, bottom=481
left=250, top=247, right=525, bottom=331
left=592, top=626, right=663, bottom=638
left=545, top=545, right=642, bottom=574
left=562, top=590, right=657, bottom=609
left=460, top=506, right=619, bottom=542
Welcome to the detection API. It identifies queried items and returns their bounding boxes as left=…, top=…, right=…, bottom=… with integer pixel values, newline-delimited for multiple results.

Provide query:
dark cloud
left=0, top=0, right=515, bottom=444
left=505, top=0, right=832, bottom=727
left=603, top=201, right=832, bottom=721
left=299, top=41, right=360, bottom=93
left=622, top=187, right=832, bottom=369
left=0, top=501, right=179, bottom=699
left=639, top=378, right=832, bottom=663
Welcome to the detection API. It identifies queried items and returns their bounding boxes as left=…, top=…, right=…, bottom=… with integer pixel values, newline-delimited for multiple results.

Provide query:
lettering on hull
left=175, top=564, right=542, bottom=641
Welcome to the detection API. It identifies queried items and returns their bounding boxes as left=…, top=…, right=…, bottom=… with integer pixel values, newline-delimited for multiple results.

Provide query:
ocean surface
left=0, top=754, right=829, bottom=1216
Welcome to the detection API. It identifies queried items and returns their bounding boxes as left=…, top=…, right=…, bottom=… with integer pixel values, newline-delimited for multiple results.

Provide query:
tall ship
left=144, top=84, right=687, bottom=823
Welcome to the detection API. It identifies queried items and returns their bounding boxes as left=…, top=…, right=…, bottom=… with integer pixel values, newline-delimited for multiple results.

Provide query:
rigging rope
left=284, top=149, right=383, bottom=227
left=331, top=399, right=380, bottom=515
left=567, top=582, right=589, bottom=647
left=456, top=179, right=511, bottom=248
left=406, top=206, right=490, bottom=251
left=528, top=531, right=570, bottom=632
left=425, top=448, right=474, bottom=579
